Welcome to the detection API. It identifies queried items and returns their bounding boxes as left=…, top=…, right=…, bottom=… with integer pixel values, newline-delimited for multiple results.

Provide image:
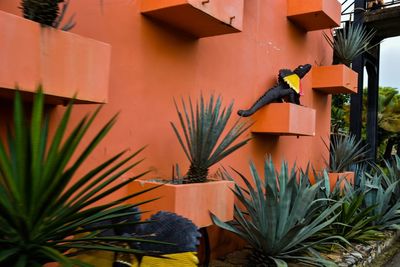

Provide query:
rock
left=350, top=252, right=363, bottom=259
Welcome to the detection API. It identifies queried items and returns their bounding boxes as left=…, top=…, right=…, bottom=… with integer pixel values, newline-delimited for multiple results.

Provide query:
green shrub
left=211, top=158, right=345, bottom=266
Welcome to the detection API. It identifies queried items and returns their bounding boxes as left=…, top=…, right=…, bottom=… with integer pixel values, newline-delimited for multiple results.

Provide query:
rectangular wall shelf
left=287, top=0, right=341, bottom=31
left=312, top=65, right=358, bottom=94
left=0, top=11, right=111, bottom=104
left=251, top=103, right=316, bottom=136
left=141, top=0, right=244, bottom=38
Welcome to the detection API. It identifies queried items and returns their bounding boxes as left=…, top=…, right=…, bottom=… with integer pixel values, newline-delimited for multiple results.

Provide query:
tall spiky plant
left=323, top=23, right=375, bottom=66
left=211, top=158, right=347, bottom=266
left=323, top=134, right=369, bottom=173
left=0, top=89, right=164, bottom=266
left=171, top=94, right=252, bottom=183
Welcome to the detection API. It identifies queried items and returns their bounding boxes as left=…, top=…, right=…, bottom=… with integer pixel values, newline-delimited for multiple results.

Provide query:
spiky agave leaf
left=0, top=89, right=166, bottom=266
left=318, top=191, right=383, bottom=244
left=170, top=94, right=252, bottom=183
left=211, top=157, right=346, bottom=266
left=379, top=155, right=400, bottom=199
left=323, top=134, right=369, bottom=173
left=323, top=23, right=375, bottom=66
left=362, top=173, right=400, bottom=229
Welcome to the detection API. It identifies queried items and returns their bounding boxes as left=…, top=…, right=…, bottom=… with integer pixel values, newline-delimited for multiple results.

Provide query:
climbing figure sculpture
left=237, top=64, right=312, bottom=117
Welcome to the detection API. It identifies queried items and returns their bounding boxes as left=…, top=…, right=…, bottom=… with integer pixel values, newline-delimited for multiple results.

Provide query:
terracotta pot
left=328, top=171, right=355, bottom=190
left=0, top=10, right=111, bottom=104
left=312, top=64, right=358, bottom=94
left=251, top=103, right=316, bottom=136
left=129, top=179, right=235, bottom=228
left=287, top=0, right=341, bottom=31
left=308, top=171, right=355, bottom=190
left=141, top=0, right=244, bottom=38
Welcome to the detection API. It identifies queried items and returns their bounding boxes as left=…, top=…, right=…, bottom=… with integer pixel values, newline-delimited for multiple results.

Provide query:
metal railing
left=340, top=0, right=400, bottom=26
left=342, top=0, right=400, bottom=16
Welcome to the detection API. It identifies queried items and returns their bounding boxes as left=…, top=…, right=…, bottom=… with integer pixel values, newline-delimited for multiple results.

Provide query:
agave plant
left=361, top=173, right=400, bottom=229
left=379, top=155, right=400, bottom=199
left=171, top=94, right=252, bottom=183
left=323, top=23, right=375, bottom=66
left=211, top=158, right=346, bottom=266
left=21, top=0, right=76, bottom=30
left=324, top=134, right=369, bottom=173
left=319, top=191, right=383, bottom=244
left=0, top=90, right=164, bottom=266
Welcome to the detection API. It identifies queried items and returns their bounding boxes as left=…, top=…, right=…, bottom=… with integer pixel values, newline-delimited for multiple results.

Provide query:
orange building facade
left=0, top=0, right=345, bottom=258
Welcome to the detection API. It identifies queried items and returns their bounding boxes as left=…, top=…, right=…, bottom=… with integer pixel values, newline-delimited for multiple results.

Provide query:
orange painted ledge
left=312, top=64, right=358, bottom=94
left=328, top=172, right=355, bottom=190
left=141, top=0, right=244, bottom=38
left=287, top=0, right=341, bottom=31
left=129, top=179, right=234, bottom=228
left=309, top=171, right=355, bottom=190
left=251, top=103, right=316, bottom=136
left=0, top=10, right=111, bottom=104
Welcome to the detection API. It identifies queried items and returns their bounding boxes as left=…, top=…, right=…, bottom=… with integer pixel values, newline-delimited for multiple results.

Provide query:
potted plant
left=20, top=0, right=76, bottom=30
left=130, top=94, right=252, bottom=227
left=0, top=89, right=163, bottom=266
left=323, top=133, right=369, bottom=189
left=312, top=23, right=375, bottom=94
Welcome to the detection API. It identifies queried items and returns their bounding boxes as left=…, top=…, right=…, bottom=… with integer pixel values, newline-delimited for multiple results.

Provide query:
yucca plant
left=323, top=23, right=375, bottom=66
left=211, top=158, right=346, bottom=266
left=324, top=134, right=369, bottom=173
left=171, top=94, right=252, bottom=183
left=0, top=90, right=165, bottom=266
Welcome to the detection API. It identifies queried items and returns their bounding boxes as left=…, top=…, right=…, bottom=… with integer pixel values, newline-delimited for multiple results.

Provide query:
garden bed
left=209, top=231, right=400, bottom=267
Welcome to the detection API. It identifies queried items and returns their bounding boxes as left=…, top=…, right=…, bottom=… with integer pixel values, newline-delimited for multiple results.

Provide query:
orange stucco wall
left=0, top=0, right=333, bottom=258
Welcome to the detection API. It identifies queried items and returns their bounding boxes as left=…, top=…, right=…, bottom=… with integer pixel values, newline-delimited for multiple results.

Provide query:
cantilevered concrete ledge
left=364, top=5, right=400, bottom=39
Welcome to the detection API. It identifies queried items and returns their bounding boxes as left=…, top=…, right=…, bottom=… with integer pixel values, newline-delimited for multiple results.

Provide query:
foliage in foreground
left=0, top=90, right=162, bottom=266
left=308, top=171, right=383, bottom=251
left=319, top=191, right=383, bottom=245
left=360, top=172, right=400, bottom=230
left=171, top=94, right=252, bottom=183
left=211, top=159, right=345, bottom=267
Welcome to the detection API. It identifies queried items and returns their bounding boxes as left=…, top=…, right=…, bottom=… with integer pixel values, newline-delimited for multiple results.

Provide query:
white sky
left=380, top=37, right=400, bottom=89
left=339, top=0, right=400, bottom=89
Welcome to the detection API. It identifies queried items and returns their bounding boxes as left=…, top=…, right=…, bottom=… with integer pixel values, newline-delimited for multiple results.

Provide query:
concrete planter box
left=141, top=0, right=244, bottom=38
left=251, top=103, right=316, bottom=136
left=0, top=10, right=111, bottom=104
left=129, top=179, right=235, bottom=228
left=312, top=65, right=358, bottom=94
left=328, top=171, right=355, bottom=190
left=287, top=0, right=341, bottom=31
